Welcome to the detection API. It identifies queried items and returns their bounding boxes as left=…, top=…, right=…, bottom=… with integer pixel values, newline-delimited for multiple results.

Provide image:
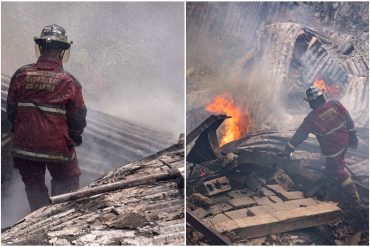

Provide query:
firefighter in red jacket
left=7, top=24, right=87, bottom=211
left=283, top=86, right=360, bottom=202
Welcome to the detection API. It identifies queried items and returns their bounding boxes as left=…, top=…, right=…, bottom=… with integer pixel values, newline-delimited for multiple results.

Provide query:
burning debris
left=186, top=115, right=368, bottom=245
left=312, top=77, right=340, bottom=98
left=206, top=93, right=252, bottom=146
left=186, top=4, right=368, bottom=244
left=1, top=140, right=185, bottom=245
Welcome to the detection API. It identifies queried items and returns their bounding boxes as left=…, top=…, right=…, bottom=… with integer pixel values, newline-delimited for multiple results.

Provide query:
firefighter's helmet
left=34, top=24, right=72, bottom=50
left=304, top=86, right=323, bottom=102
left=34, top=24, right=73, bottom=62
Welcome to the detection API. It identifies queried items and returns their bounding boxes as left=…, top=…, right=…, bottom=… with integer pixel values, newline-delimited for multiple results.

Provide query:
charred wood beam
left=186, top=210, right=231, bottom=245
left=50, top=168, right=182, bottom=204
left=187, top=115, right=229, bottom=164
left=186, top=115, right=229, bottom=145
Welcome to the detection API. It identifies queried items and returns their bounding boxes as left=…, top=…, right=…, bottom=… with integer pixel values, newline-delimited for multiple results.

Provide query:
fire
left=206, top=93, right=252, bottom=146
left=313, top=78, right=340, bottom=96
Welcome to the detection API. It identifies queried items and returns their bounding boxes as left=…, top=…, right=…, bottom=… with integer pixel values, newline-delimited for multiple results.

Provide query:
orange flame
left=313, top=78, right=340, bottom=96
left=206, top=93, right=252, bottom=146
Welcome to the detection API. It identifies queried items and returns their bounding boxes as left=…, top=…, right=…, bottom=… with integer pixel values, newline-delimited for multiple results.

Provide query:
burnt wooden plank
left=215, top=203, right=341, bottom=239
left=203, top=213, right=230, bottom=226
left=229, top=196, right=256, bottom=208
left=187, top=211, right=232, bottom=245
left=268, top=195, right=283, bottom=203
left=252, top=196, right=275, bottom=205
left=266, top=184, right=304, bottom=200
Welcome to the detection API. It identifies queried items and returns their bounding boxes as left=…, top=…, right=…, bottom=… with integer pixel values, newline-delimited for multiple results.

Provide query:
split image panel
left=1, top=1, right=369, bottom=246
left=1, top=2, right=184, bottom=245
left=186, top=1, right=369, bottom=245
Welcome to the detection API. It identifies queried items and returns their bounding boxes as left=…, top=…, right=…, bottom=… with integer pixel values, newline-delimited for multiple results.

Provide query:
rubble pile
left=187, top=163, right=343, bottom=245
left=186, top=115, right=368, bottom=245
left=1, top=141, right=185, bottom=245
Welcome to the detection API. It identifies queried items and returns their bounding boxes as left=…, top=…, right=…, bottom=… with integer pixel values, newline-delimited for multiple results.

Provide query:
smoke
left=1, top=2, right=184, bottom=228
left=1, top=2, right=184, bottom=138
left=186, top=2, right=368, bottom=133
left=187, top=3, right=305, bottom=132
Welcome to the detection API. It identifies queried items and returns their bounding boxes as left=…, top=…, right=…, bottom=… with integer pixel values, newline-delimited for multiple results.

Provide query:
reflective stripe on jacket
left=7, top=56, right=87, bottom=162
left=288, top=100, right=354, bottom=158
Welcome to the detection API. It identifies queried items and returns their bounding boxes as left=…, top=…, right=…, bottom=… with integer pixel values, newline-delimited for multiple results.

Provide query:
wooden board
left=248, top=199, right=319, bottom=215
left=209, top=203, right=233, bottom=215
left=226, top=190, right=244, bottom=199
left=224, top=208, right=248, bottom=220
left=261, top=187, right=275, bottom=196
left=269, top=195, right=283, bottom=203
left=212, top=202, right=341, bottom=239
left=203, top=213, right=230, bottom=226
left=229, top=196, right=256, bottom=208
left=266, top=184, right=304, bottom=200
left=252, top=196, right=274, bottom=205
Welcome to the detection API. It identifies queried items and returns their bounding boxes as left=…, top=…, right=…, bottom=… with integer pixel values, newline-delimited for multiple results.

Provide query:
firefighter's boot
left=25, top=184, right=50, bottom=212
left=342, top=177, right=361, bottom=203
left=51, top=176, right=79, bottom=196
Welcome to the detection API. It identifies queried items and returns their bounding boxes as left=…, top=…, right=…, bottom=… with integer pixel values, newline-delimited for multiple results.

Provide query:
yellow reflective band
left=342, top=177, right=353, bottom=186
left=323, top=148, right=346, bottom=158
left=13, top=148, right=75, bottom=161
left=324, top=121, right=346, bottom=136
left=354, top=192, right=360, bottom=201
left=287, top=141, right=295, bottom=149
left=18, top=102, right=66, bottom=115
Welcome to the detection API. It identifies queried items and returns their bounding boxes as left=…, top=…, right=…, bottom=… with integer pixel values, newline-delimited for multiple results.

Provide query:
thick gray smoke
left=1, top=2, right=184, bottom=228
left=2, top=2, right=184, bottom=138
left=187, top=2, right=368, bottom=133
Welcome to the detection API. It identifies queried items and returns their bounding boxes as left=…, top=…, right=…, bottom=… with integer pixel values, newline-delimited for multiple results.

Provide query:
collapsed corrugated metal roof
left=186, top=2, right=369, bottom=133
left=1, top=141, right=185, bottom=245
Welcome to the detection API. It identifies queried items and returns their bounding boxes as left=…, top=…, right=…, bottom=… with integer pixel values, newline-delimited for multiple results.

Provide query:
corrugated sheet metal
left=1, top=73, right=174, bottom=186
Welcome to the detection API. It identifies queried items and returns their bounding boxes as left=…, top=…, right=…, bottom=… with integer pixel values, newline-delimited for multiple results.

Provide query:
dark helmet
left=305, top=86, right=326, bottom=109
left=304, top=86, right=323, bottom=102
left=34, top=24, right=72, bottom=50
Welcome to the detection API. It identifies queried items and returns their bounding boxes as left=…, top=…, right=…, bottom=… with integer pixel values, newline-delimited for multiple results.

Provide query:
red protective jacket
left=7, top=56, right=87, bottom=163
left=287, top=100, right=354, bottom=159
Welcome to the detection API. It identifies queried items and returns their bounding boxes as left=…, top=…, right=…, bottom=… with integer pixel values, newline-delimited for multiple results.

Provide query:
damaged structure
left=186, top=115, right=368, bottom=245
left=1, top=73, right=176, bottom=227
left=1, top=139, right=185, bottom=245
left=1, top=74, right=174, bottom=185
left=186, top=3, right=368, bottom=244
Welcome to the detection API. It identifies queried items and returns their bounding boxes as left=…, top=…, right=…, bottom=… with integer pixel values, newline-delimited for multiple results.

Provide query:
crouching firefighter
left=283, top=86, right=360, bottom=203
left=6, top=24, right=87, bottom=211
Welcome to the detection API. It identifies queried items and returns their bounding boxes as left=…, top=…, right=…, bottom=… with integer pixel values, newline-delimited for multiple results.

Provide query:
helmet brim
left=34, top=37, right=71, bottom=50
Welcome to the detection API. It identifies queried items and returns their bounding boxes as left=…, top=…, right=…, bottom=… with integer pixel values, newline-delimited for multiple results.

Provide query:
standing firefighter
left=7, top=24, right=87, bottom=211
left=283, top=86, right=360, bottom=202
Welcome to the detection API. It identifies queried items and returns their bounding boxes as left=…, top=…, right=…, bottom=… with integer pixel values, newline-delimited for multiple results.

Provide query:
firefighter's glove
left=69, top=131, right=82, bottom=146
left=348, top=130, right=358, bottom=149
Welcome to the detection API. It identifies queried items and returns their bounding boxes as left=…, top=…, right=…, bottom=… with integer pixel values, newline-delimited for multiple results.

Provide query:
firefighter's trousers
left=14, top=157, right=81, bottom=212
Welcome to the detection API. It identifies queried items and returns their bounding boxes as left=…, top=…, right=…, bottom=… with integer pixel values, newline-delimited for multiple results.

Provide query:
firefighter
left=283, top=86, right=360, bottom=202
left=6, top=24, right=87, bottom=211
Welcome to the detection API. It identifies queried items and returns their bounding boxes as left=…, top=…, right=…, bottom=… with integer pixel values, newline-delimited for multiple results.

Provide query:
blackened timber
left=186, top=114, right=229, bottom=145
left=187, top=210, right=231, bottom=245
left=187, top=115, right=229, bottom=164
left=50, top=168, right=182, bottom=204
